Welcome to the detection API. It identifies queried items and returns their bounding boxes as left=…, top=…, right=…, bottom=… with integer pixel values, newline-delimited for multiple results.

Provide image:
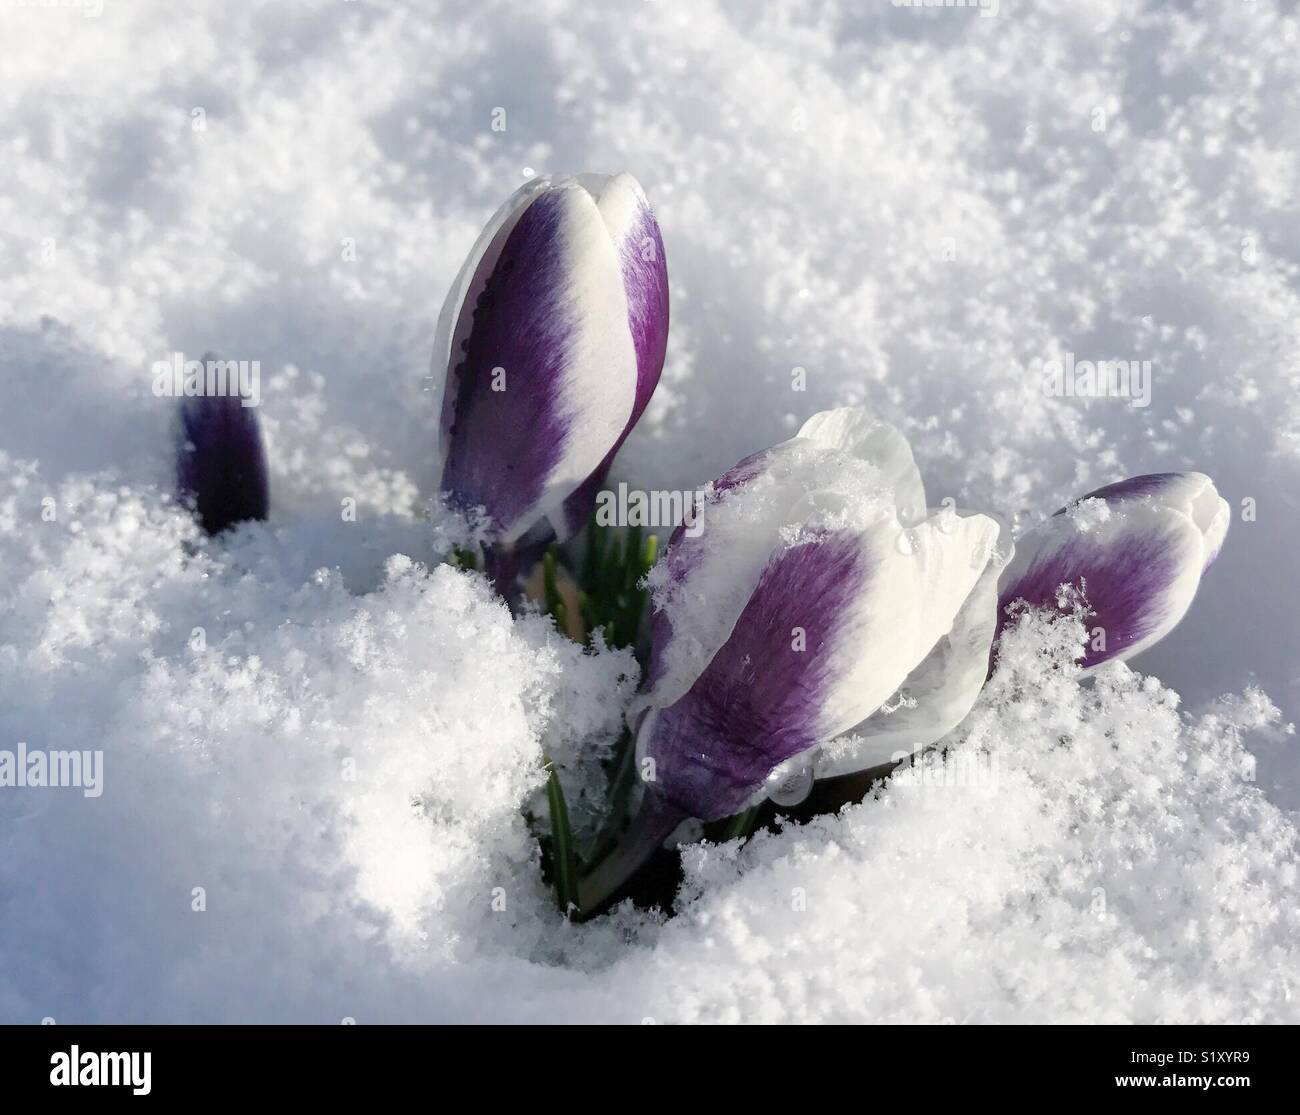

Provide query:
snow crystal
left=1063, top=496, right=1113, bottom=532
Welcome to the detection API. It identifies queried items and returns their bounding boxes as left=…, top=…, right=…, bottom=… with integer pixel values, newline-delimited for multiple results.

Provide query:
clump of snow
left=1063, top=495, right=1112, bottom=532
left=3, top=0, right=1300, bottom=1021
left=0, top=466, right=639, bottom=1019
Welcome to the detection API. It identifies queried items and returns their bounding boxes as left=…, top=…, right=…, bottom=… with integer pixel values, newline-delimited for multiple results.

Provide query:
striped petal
left=638, top=508, right=1000, bottom=821
left=996, top=472, right=1228, bottom=670
left=633, top=407, right=927, bottom=723
left=552, top=174, right=670, bottom=540
left=435, top=174, right=667, bottom=545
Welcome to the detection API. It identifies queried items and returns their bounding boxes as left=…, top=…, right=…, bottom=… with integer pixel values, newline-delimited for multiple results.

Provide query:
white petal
left=588, top=172, right=653, bottom=252
left=798, top=408, right=927, bottom=526
left=633, top=408, right=929, bottom=726
left=1152, top=472, right=1230, bottom=568
left=813, top=509, right=1004, bottom=743
left=816, top=511, right=1013, bottom=778
left=520, top=184, right=639, bottom=539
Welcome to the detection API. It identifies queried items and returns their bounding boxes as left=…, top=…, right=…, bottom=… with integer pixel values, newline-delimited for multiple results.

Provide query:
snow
left=646, top=611, right=1297, bottom=1024
left=2, top=0, right=1299, bottom=1021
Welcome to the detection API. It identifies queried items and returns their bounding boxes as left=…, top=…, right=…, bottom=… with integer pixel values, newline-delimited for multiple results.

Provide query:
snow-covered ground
left=2, top=0, right=1298, bottom=1022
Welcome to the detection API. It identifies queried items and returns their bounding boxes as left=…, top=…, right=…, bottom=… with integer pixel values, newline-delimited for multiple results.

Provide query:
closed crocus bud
left=176, top=389, right=269, bottom=536
left=578, top=408, right=1001, bottom=912
left=433, top=173, right=669, bottom=586
left=995, top=472, right=1228, bottom=670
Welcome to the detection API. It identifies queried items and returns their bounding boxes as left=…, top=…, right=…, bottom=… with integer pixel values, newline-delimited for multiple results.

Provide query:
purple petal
left=638, top=447, right=782, bottom=697
left=552, top=179, right=669, bottom=539
left=996, top=476, right=1221, bottom=670
left=613, top=179, right=669, bottom=430
left=433, top=179, right=552, bottom=436
left=176, top=393, right=269, bottom=535
left=1052, top=472, right=1184, bottom=515
left=439, top=190, right=578, bottom=538
left=641, top=530, right=873, bottom=820
left=996, top=527, right=1190, bottom=668
left=438, top=176, right=667, bottom=545
left=1056, top=471, right=1228, bottom=573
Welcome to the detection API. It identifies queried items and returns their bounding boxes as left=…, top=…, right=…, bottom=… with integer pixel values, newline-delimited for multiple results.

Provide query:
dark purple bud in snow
left=176, top=390, right=269, bottom=535
left=996, top=472, right=1228, bottom=670
left=433, top=173, right=669, bottom=549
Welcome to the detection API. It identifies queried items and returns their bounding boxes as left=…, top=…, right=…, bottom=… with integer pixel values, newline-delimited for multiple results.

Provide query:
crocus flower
left=432, top=173, right=669, bottom=589
left=995, top=472, right=1228, bottom=670
left=175, top=390, right=269, bottom=535
left=579, top=408, right=1003, bottom=910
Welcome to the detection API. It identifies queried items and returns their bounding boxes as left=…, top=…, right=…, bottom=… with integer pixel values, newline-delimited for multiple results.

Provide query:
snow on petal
left=997, top=472, right=1228, bottom=670
left=797, top=407, right=927, bottom=528
left=633, top=407, right=927, bottom=723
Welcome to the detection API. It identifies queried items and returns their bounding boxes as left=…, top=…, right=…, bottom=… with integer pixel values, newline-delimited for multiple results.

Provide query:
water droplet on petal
left=768, top=761, right=814, bottom=807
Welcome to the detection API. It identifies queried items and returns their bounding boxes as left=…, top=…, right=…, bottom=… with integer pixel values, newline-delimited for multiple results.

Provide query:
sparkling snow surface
left=2, top=0, right=1298, bottom=1022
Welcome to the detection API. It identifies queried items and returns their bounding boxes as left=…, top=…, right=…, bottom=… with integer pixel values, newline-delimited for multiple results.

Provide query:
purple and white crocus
left=577, top=413, right=1230, bottom=910
left=995, top=472, right=1229, bottom=670
left=175, top=390, right=269, bottom=536
left=579, top=407, right=1005, bottom=909
left=433, top=173, right=669, bottom=593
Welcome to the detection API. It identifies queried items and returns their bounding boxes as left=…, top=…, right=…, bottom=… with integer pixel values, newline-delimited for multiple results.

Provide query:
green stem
left=580, top=730, right=637, bottom=868
left=577, top=793, right=686, bottom=918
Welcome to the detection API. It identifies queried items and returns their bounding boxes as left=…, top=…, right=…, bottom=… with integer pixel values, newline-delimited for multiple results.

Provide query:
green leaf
left=542, top=547, right=572, bottom=634
left=543, top=755, right=579, bottom=917
left=623, top=525, right=644, bottom=594
left=641, top=532, right=659, bottom=574
left=721, top=805, right=760, bottom=844
left=582, top=518, right=605, bottom=589
left=578, top=589, right=598, bottom=643
left=581, top=727, right=638, bottom=868
left=542, top=547, right=563, bottom=618
left=450, top=547, right=479, bottom=573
